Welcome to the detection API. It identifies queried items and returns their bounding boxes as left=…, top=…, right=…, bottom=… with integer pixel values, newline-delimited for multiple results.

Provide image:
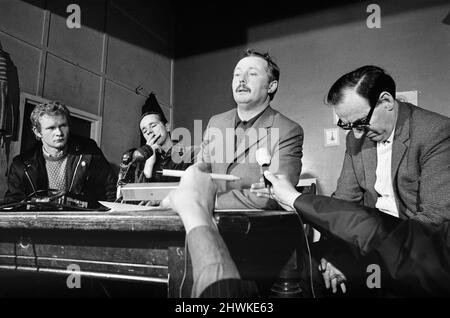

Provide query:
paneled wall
left=0, top=0, right=174, bottom=197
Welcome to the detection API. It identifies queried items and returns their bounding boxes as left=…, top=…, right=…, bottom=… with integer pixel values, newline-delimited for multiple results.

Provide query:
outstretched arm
left=168, top=166, right=254, bottom=297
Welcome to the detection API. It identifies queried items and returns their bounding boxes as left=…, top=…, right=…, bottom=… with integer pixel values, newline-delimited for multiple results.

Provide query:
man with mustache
left=4, top=101, right=117, bottom=208
left=196, top=49, right=304, bottom=209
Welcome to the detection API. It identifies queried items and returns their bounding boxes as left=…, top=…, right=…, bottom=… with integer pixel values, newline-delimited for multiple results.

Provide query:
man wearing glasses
left=290, top=65, right=450, bottom=297
left=327, top=65, right=450, bottom=226
left=250, top=66, right=450, bottom=297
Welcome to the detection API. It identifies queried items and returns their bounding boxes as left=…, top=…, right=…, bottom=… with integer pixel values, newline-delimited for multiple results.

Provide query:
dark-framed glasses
left=337, top=104, right=376, bottom=130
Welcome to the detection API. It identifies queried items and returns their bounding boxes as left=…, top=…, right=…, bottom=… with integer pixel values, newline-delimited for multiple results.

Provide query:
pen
left=160, top=169, right=240, bottom=181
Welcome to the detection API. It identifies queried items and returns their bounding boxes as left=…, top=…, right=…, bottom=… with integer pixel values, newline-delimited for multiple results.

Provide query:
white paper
left=98, top=201, right=165, bottom=212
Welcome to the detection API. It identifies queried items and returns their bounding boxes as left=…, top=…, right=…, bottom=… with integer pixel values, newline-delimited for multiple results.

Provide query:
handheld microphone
left=255, top=148, right=272, bottom=188
left=132, top=144, right=154, bottom=162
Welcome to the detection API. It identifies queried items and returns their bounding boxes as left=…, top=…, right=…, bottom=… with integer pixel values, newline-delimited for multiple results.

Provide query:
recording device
left=255, top=148, right=272, bottom=188
left=26, top=189, right=88, bottom=210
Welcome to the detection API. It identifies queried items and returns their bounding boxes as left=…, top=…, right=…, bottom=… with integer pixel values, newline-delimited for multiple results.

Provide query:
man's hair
left=243, top=49, right=280, bottom=100
left=326, top=65, right=396, bottom=108
left=140, top=111, right=167, bottom=126
left=30, top=101, right=70, bottom=133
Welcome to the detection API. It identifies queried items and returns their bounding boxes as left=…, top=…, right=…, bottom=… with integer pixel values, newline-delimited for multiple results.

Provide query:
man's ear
left=32, top=127, right=41, bottom=139
left=165, top=122, right=171, bottom=132
left=268, top=80, right=278, bottom=94
left=379, top=91, right=395, bottom=111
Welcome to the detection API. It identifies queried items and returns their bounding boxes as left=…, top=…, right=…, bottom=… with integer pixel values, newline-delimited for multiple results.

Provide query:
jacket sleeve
left=215, top=123, right=303, bottom=210
left=294, top=194, right=450, bottom=295
left=89, top=150, right=117, bottom=203
left=409, top=121, right=450, bottom=225
left=187, top=225, right=241, bottom=297
left=332, top=133, right=364, bottom=204
left=4, top=158, right=27, bottom=203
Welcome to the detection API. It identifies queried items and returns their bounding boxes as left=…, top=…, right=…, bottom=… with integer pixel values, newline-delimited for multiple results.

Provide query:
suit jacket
left=197, top=106, right=303, bottom=209
left=333, top=101, right=450, bottom=225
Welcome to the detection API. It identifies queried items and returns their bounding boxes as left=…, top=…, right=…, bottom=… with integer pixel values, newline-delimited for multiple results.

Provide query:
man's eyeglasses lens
left=336, top=103, right=376, bottom=130
left=337, top=119, right=369, bottom=130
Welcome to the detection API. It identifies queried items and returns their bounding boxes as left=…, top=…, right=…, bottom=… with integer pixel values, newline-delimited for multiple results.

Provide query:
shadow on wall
left=21, top=0, right=174, bottom=58
left=20, top=0, right=449, bottom=59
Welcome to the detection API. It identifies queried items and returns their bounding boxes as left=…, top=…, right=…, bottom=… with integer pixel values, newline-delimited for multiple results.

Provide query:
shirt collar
left=235, top=106, right=268, bottom=128
left=380, top=124, right=396, bottom=145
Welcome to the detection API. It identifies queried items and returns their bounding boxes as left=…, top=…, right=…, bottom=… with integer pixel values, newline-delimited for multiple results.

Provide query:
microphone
left=255, top=148, right=272, bottom=188
left=132, top=144, right=154, bottom=162
left=118, top=149, right=135, bottom=180
left=117, top=148, right=135, bottom=198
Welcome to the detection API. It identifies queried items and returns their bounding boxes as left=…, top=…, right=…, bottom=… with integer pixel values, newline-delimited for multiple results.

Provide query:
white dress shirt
left=374, top=128, right=399, bottom=217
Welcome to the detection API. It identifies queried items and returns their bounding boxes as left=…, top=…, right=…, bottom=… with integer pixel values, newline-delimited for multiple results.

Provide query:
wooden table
left=0, top=209, right=303, bottom=297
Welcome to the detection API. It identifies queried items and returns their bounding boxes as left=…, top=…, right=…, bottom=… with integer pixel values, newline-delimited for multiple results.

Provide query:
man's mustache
left=236, top=84, right=250, bottom=92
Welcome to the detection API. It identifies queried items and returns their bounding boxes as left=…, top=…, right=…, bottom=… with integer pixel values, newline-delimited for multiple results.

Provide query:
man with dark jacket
left=251, top=170, right=450, bottom=297
left=125, top=111, right=194, bottom=184
left=4, top=101, right=116, bottom=208
left=167, top=166, right=449, bottom=297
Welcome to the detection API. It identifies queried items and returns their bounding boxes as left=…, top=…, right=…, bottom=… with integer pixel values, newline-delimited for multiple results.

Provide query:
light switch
left=324, top=128, right=339, bottom=147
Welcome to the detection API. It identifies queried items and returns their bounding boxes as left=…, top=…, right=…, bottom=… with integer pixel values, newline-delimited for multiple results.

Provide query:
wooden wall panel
left=106, top=4, right=172, bottom=109
left=43, top=54, right=101, bottom=115
left=0, top=0, right=45, bottom=46
left=47, top=0, right=105, bottom=73
left=0, top=33, right=40, bottom=94
left=102, top=80, right=146, bottom=165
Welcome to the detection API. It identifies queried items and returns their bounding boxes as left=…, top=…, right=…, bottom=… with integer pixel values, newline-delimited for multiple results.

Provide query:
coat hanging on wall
left=0, top=42, right=18, bottom=147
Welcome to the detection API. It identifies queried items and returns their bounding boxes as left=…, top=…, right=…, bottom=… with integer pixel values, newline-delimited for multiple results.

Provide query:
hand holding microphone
left=117, top=145, right=154, bottom=183
left=252, top=148, right=300, bottom=211
left=255, top=148, right=272, bottom=188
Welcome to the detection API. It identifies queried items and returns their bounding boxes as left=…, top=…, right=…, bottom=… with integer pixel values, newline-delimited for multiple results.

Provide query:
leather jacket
left=4, top=135, right=117, bottom=208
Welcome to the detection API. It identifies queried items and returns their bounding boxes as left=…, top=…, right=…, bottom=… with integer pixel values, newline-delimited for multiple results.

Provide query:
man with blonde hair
left=5, top=101, right=116, bottom=208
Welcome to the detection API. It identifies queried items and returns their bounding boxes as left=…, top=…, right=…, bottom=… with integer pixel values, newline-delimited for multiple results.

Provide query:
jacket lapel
left=391, top=102, right=410, bottom=217
left=391, top=102, right=410, bottom=180
left=211, top=110, right=236, bottom=175
left=361, top=137, right=377, bottom=192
